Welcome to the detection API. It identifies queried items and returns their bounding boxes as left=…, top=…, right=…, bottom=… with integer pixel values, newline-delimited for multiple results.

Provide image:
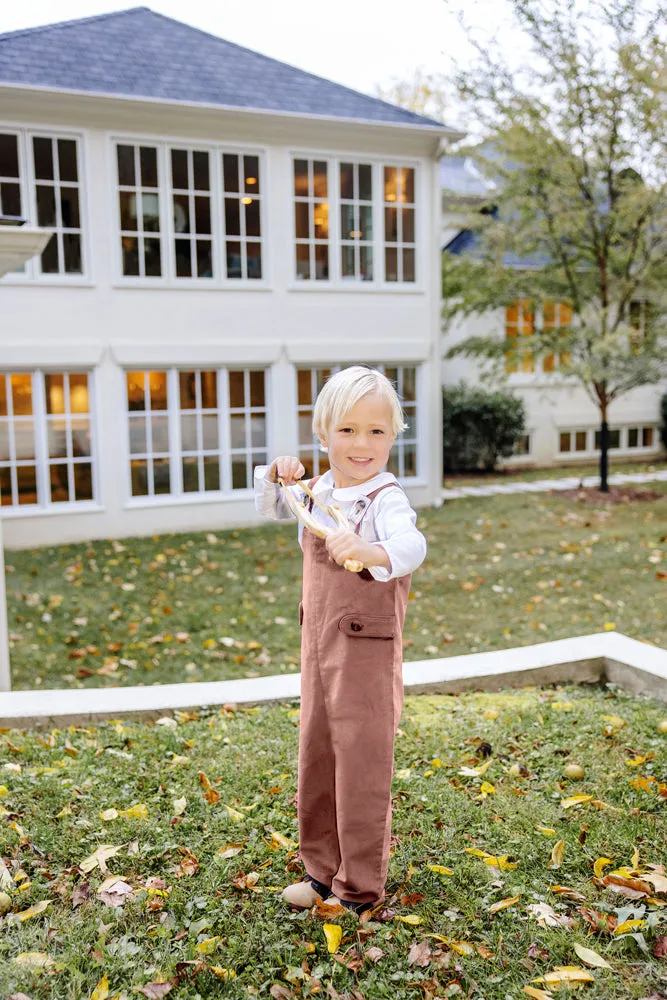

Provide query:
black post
left=599, top=419, right=609, bottom=493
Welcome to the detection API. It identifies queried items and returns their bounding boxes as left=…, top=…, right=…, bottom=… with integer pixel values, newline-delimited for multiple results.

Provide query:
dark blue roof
left=0, top=7, right=446, bottom=129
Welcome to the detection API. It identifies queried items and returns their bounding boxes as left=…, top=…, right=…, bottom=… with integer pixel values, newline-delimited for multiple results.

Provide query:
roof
left=441, top=155, right=495, bottom=198
left=0, top=7, right=447, bottom=130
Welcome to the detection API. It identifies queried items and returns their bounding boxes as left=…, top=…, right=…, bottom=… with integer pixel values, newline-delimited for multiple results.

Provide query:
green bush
left=661, top=393, right=667, bottom=451
left=443, top=382, right=526, bottom=473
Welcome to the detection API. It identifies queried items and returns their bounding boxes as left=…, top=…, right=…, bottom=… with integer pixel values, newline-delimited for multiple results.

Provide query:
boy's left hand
left=325, top=530, right=391, bottom=571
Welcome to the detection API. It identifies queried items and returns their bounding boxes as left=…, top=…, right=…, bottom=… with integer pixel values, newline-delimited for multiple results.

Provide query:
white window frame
left=294, top=363, right=423, bottom=481
left=0, top=369, right=99, bottom=514
left=339, top=161, right=374, bottom=282
left=0, top=123, right=90, bottom=285
left=382, top=163, right=417, bottom=285
left=289, top=149, right=423, bottom=291
left=110, top=133, right=268, bottom=289
left=123, top=367, right=271, bottom=505
left=557, top=424, right=660, bottom=457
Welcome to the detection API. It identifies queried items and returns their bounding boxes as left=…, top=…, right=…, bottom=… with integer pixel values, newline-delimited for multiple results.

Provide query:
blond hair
left=312, top=366, right=406, bottom=439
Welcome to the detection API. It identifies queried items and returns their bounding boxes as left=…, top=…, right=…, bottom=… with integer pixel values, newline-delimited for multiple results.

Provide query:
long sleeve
left=253, top=465, right=299, bottom=522
left=365, top=488, right=427, bottom=582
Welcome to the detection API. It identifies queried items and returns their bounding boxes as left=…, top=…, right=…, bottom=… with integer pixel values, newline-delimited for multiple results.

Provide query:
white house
left=0, top=6, right=461, bottom=550
left=441, top=154, right=666, bottom=468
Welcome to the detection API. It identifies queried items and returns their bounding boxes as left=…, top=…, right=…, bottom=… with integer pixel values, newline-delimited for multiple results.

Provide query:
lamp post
left=0, top=217, right=51, bottom=691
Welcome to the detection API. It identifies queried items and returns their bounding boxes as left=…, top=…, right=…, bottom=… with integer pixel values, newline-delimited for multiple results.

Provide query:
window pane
left=385, top=247, right=398, bottom=282
left=294, top=159, right=308, bottom=196
left=403, top=444, right=417, bottom=477
left=340, top=163, right=354, bottom=199
left=314, top=244, right=328, bottom=280
left=403, top=248, right=415, bottom=282
left=358, top=164, right=372, bottom=201
left=384, top=207, right=398, bottom=242
left=15, top=420, right=35, bottom=460
left=1, top=182, right=21, bottom=218
left=0, top=424, right=8, bottom=462
left=11, top=375, right=32, bottom=416
left=194, top=196, right=211, bottom=234
left=251, top=415, right=266, bottom=447
left=153, top=458, right=171, bottom=495
left=359, top=205, right=372, bottom=240
left=45, top=374, right=65, bottom=414
left=559, top=432, right=571, bottom=452
left=340, top=203, right=355, bottom=239
left=230, top=413, right=246, bottom=448
left=144, top=238, right=162, bottom=277
left=313, top=161, right=327, bottom=198
left=249, top=370, right=265, bottom=407
left=225, top=198, right=240, bottom=236
left=73, top=462, right=93, bottom=501
left=151, top=415, right=169, bottom=452
left=173, top=194, right=190, bottom=233
left=628, top=427, right=639, bottom=448
left=128, top=416, right=147, bottom=454
left=148, top=372, right=168, bottom=410
left=122, top=237, right=140, bottom=276
left=341, top=245, right=355, bottom=278
left=0, top=133, right=19, bottom=177
left=229, top=371, right=245, bottom=408
left=402, top=208, right=415, bottom=243
left=0, top=376, right=6, bottom=417
left=295, top=201, right=310, bottom=240
left=226, top=241, right=242, bottom=278
left=384, top=166, right=397, bottom=202
left=33, top=137, right=54, bottom=180
left=58, top=139, right=78, bottom=182
left=196, top=240, right=213, bottom=278
left=296, top=243, right=310, bottom=279
left=130, top=459, right=149, bottom=496
left=179, top=371, right=197, bottom=409
left=232, top=457, right=248, bottom=490
left=17, top=465, right=38, bottom=505
left=402, top=367, right=416, bottom=402
left=141, top=193, right=160, bottom=232
left=117, top=145, right=135, bottom=186
left=245, top=199, right=260, bottom=238
left=72, top=415, right=92, bottom=460
left=313, top=202, right=328, bottom=239
left=201, top=414, right=218, bottom=450
left=193, top=151, right=210, bottom=191
left=140, top=146, right=158, bottom=187
left=180, top=414, right=198, bottom=451
left=63, top=234, right=82, bottom=274
left=575, top=431, right=587, bottom=451
left=642, top=427, right=653, bottom=447
left=182, top=456, right=199, bottom=493
left=49, top=464, right=69, bottom=503
left=40, top=235, right=59, bottom=274
left=127, top=372, right=146, bottom=410
left=401, top=168, right=415, bottom=203
left=171, top=149, right=189, bottom=189
left=223, top=153, right=239, bottom=193
left=36, top=186, right=56, bottom=227
left=200, top=371, right=217, bottom=409
left=360, top=245, right=373, bottom=281
left=203, top=455, right=220, bottom=491
left=246, top=241, right=262, bottom=279
left=175, top=239, right=192, bottom=278
left=404, top=406, right=417, bottom=438
left=0, top=468, right=11, bottom=505
left=244, top=155, right=259, bottom=194
left=120, top=192, right=138, bottom=231
left=297, top=370, right=312, bottom=406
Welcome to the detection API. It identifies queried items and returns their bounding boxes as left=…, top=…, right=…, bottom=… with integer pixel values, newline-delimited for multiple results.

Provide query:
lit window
left=340, top=162, right=373, bottom=281
left=505, top=300, right=534, bottom=373
left=383, top=166, right=415, bottom=282
left=222, top=153, right=263, bottom=280
left=127, top=371, right=170, bottom=496
left=0, top=371, right=95, bottom=508
left=294, top=159, right=329, bottom=280
left=642, top=426, right=654, bottom=448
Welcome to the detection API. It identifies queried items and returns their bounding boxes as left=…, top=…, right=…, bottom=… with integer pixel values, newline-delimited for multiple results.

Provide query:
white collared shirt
left=254, top=466, right=426, bottom=582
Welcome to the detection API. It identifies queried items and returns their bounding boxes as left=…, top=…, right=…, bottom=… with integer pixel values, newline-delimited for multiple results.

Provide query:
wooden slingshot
left=278, top=478, right=363, bottom=573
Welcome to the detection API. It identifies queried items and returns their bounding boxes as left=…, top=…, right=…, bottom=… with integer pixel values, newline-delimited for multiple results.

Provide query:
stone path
left=442, top=468, right=667, bottom=500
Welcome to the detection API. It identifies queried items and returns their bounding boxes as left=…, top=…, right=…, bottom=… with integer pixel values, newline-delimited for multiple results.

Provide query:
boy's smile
left=319, top=392, right=396, bottom=489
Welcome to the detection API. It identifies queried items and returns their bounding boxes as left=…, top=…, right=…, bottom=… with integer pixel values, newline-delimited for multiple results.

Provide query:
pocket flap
left=338, top=614, right=395, bottom=639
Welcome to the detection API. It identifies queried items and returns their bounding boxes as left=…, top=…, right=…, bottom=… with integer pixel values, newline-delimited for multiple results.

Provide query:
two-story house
left=441, top=153, right=667, bottom=468
left=0, top=6, right=459, bottom=549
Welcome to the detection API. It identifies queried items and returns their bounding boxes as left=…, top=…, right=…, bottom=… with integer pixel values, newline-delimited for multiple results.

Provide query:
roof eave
left=0, top=80, right=467, bottom=140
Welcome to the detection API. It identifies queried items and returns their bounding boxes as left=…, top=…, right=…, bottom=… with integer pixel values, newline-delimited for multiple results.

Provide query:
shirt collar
left=313, top=470, right=396, bottom=501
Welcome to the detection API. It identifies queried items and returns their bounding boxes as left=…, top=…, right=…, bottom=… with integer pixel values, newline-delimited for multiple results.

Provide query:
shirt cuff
left=367, top=543, right=392, bottom=582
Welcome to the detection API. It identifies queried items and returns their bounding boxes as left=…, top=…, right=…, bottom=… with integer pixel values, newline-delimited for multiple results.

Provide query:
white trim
left=1, top=344, right=104, bottom=368
left=285, top=341, right=430, bottom=364
left=0, top=501, right=104, bottom=520
left=109, top=342, right=282, bottom=366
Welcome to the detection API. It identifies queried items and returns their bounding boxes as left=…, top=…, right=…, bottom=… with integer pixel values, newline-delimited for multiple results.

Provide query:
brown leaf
left=139, top=984, right=173, bottom=999
left=198, top=771, right=219, bottom=805
left=365, top=946, right=384, bottom=964
left=313, top=897, right=346, bottom=919
left=71, top=882, right=91, bottom=908
left=654, top=936, right=667, bottom=959
left=400, top=893, right=425, bottom=906
left=270, top=986, right=294, bottom=1000
left=407, top=940, right=433, bottom=967
left=578, top=907, right=617, bottom=935
left=601, top=873, right=650, bottom=897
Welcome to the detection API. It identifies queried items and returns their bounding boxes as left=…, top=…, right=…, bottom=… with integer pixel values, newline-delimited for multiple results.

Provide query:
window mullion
left=167, top=368, right=182, bottom=496
left=64, top=373, right=75, bottom=502
left=159, top=144, right=173, bottom=282
left=32, top=371, right=49, bottom=507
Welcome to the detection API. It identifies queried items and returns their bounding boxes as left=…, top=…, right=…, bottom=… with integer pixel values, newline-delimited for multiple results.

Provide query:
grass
left=5, top=481, right=667, bottom=691
left=1, top=683, right=666, bottom=999
left=444, top=458, right=667, bottom=488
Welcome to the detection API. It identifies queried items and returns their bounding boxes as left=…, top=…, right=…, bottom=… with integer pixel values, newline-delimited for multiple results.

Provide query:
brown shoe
left=281, top=875, right=330, bottom=910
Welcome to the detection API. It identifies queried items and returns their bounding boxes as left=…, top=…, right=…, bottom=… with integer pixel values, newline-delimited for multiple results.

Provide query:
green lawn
left=5, top=482, right=667, bottom=692
left=444, top=458, right=666, bottom=488
left=1, top=684, right=666, bottom=999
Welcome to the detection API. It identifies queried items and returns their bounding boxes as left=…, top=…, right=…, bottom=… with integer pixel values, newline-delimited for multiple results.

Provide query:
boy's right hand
left=268, top=456, right=306, bottom=485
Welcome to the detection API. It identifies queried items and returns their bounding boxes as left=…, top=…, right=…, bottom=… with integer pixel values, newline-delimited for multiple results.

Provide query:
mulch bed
left=551, top=486, right=663, bottom=505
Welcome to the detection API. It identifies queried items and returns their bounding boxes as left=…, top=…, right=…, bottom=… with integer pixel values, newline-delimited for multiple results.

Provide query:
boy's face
left=319, top=392, right=396, bottom=489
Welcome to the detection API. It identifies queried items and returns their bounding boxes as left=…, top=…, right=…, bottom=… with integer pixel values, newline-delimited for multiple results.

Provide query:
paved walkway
left=442, top=468, right=667, bottom=500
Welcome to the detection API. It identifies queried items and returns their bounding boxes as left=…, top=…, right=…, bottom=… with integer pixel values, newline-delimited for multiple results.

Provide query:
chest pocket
left=338, top=614, right=395, bottom=639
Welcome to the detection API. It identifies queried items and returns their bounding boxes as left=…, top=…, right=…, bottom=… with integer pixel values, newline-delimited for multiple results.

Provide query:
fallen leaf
left=79, top=844, right=123, bottom=875
left=548, top=840, right=565, bottom=869
left=573, top=943, right=612, bottom=969
left=118, top=803, right=148, bottom=820
left=13, top=952, right=55, bottom=969
left=488, top=894, right=520, bottom=914
left=13, top=899, right=51, bottom=922
left=653, top=936, right=667, bottom=959
left=527, top=902, right=574, bottom=929
left=561, top=795, right=593, bottom=810
left=195, top=936, right=221, bottom=954
left=90, top=974, right=110, bottom=1000
left=216, top=843, right=244, bottom=859
left=139, top=984, right=172, bottom=999
left=534, top=966, right=595, bottom=986
left=407, top=940, right=433, bottom=967
left=394, top=914, right=422, bottom=925
left=198, top=772, right=219, bottom=805
left=210, top=967, right=237, bottom=980
left=269, top=831, right=297, bottom=851
left=324, top=923, right=342, bottom=953
left=536, top=826, right=556, bottom=837
left=426, top=865, right=454, bottom=875
left=365, top=945, right=384, bottom=963
left=601, top=874, right=650, bottom=897
left=593, top=857, right=613, bottom=878
left=223, top=804, right=245, bottom=822
left=172, top=797, right=187, bottom=817
left=523, top=988, right=554, bottom=1000
left=614, top=918, right=646, bottom=935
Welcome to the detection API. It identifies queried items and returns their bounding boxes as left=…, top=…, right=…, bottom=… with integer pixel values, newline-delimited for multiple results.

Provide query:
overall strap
left=353, top=482, right=403, bottom=535
left=306, top=475, right=322, bottom=513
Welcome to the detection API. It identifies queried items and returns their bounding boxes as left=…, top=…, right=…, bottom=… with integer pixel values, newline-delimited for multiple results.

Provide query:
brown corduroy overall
left=297, top=481, right=411, bottom=905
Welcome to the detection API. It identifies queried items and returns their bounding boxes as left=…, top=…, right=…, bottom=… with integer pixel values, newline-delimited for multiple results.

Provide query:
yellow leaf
left=269, top=831, right=297, bottom=851
left=488, top=894, right=520, bottom=914
left=484, top=709, right=499, bottom=720
left=13, top=951, right=56, bottom=969
left=465, top=847, right=491, bottom=858
left=196, top=936, right=221, bottom=954
left=614, top=918, right=646, bottom=935
left=99, top=808, right=119, bottom=821
left=394, top=914, right=422, bottom=925
left=426, top=865, right=454, bottom=875
left=323, top=923, right=342, bottom=953
left=534, top=967, right=595, bottom=985
left=549, top=840, right=565, bottom=869
left=552, top=701, right=574, bottom=711
left=216, top=842, right=244, bottom=859
left=210, top=967, right=237, bottom=981
left=630, top=846, right=640, bottom=871
left=224, top=804, right=246, bottom=822
left=524, top=988, right=554, bottom=1000
left=603, top=622, right=616, bottom=631
left=0, top=785, right=7, bottom=797
left=593, top=857, right=613, bottom=878
left=14, top=899, right=51, bottom=921
left=484, top=855, right=518, bottom=871
left=172, top=797, right=187, bottom=816
left=625, top=754, right=653, bottom=767
left=79, top=844, right=123, bottom=874
left=573, top=943, right=612, bottom=969
left=56, top=805, right=72, bottom=818
left=536, top=826, right=556, bottom=837
left=90, top=974, right=110, bottom=1000
left=450, top=940, right=475, bottom=955
left=480, top=781, right=496, bottom=795
left=561, top=794, right=593, bottom=810
left=118, top=803, right=148, bottom=820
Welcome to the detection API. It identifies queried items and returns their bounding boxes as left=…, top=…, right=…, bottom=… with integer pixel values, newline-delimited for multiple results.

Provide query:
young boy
left=254, top=366, right=426, bottom=914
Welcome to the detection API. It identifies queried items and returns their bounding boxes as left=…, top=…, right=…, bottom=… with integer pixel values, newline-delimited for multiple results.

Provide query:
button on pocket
left=338, top=614, right=394, bottom=639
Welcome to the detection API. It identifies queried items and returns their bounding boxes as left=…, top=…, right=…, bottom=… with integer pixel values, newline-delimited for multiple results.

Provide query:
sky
left=0, top=0, right=513, bottom=103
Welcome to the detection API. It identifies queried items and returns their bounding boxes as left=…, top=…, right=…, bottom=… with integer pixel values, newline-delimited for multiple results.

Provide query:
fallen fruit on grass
left=563, top=764, right=585, bottom=780
left=0, top=891, right=11, bottom=914
left=658, top=720, right=667, bottom=733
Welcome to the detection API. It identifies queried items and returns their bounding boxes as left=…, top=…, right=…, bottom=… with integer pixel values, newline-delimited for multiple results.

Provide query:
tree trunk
left=599, top=415, right=609, bottom=493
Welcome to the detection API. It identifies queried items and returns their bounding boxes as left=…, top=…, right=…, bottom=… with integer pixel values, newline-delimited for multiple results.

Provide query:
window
left=0, top=371, right=95, bottom=508
left=543, top=301, right=573, bottom=371
left=117, top=144, right=162, bottom=278
left=513, top=433, right=532, bottom=456
left=340, top=162, right=373, bottom=281
left=383, top=166, right=415, bottom=283
left=294, top=159, right=329, bottom=280
left=171, top=148, right=213, bottom=279
left=0, top=129, right=85, bottom=279
left=594, top=428, right=621, bottom=450
left=505, top=300, right=534, bottom=373
left=222, top=153, right=262, bottom=280
left=627, top=426, right=656, bottom=449
left=559, top=429, right=590, bottom=454
left=114, top=140, right=264, bottom=283
left=296, top=364, right=419, bottom=479
left=126, top=368, right=267, bottom=499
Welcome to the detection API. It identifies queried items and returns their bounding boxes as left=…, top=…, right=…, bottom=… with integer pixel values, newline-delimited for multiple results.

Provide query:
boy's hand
left=268, top=456, right=306, bottom=485
left=325, top=530, right=391, bottom=571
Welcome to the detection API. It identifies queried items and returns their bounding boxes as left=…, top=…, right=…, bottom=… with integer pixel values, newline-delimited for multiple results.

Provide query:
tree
left=375, top=67, right=450, bottom=123
left=443, top=0, right=667, bottom=491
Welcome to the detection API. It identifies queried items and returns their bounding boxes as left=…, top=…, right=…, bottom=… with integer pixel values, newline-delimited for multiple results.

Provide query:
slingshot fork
left=278, top=478, right=363, bottom=573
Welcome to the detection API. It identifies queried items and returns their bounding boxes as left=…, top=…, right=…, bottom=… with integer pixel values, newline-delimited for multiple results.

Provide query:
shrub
left=443, top=383, right=526, bottom=473
left=661, top=393, right=667, bottom=452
